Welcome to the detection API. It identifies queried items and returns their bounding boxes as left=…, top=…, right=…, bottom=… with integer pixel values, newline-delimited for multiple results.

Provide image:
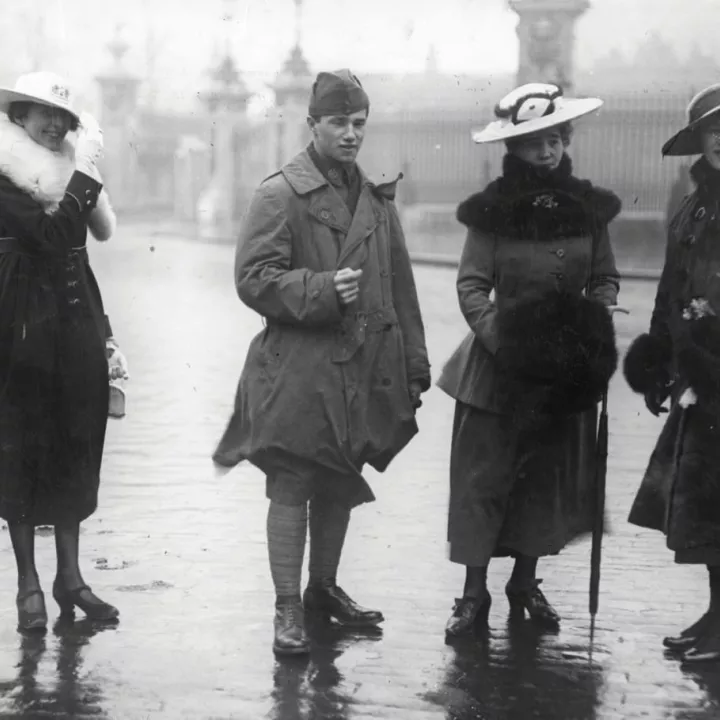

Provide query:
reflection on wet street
left=0, top=225, right=719, bottom=719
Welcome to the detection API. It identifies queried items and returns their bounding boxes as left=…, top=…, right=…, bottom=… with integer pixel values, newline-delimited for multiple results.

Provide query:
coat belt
left=0, top=236, right=88, bottom=260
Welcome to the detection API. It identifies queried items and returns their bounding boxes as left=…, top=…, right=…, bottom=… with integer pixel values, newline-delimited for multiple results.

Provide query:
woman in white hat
left=438, top=83, right=622, bottom=639
left=0, top=71, right=127, bottom=632
left=625, top=83, right=720, bottom=664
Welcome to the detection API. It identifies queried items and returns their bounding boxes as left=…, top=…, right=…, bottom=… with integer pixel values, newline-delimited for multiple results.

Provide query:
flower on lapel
left=532, top=193, right=559, bottom=209
left=682, top=297, right=716, bottom=320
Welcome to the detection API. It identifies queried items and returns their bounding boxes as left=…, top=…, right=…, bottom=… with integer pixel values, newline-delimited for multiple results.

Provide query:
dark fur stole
left=457, top=153, right=622, bottom=240
left=495, top=290, right=618, bottom=432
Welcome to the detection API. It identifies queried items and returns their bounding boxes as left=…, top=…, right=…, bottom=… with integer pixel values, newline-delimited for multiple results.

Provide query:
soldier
left=214, top=70, right=430, bottom=656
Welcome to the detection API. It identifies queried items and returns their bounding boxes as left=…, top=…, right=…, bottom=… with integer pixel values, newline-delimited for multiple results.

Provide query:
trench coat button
left=312, top=290, right=321, bottom=298
left=687, top=234, right=696, bottom=245
left=556, top=249, right=565, bottom=258
left=695, top=206, right=706, bottom=220
left=380, top=269, right=389, bottom=277
left=320, top=209, right=330, bottom=220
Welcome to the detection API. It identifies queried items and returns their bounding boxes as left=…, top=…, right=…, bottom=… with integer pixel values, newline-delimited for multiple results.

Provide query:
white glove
left=679, top=387, right=697, bottom=408
left=75, top=112, right=104, bottom=177
left=106, top=338, right=129, bottom=380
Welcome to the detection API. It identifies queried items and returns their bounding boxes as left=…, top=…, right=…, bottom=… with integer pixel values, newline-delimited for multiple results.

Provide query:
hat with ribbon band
left=472, top=83, right=603, bottom=144
left=662, top=84, right=720, bottom=157
left=0, top=72, right=79, bottom=122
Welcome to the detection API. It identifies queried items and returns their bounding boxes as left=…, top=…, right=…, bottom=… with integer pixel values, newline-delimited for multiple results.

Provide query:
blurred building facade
left=90, top=0, right=715, bottom=267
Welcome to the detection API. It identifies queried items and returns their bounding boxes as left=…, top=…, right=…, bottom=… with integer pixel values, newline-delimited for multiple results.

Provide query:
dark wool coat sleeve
left=235, top=182, right=343, bottom=327
left=387, top=202, right=431, bottom=390
left=587, top=225, right=620, bottom=306
left=456, top=228, right=498, bottom=354
left=0, top=170, right=101, bottom=252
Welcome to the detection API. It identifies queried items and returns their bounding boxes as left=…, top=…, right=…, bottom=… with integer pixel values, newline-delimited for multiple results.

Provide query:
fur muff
left=0, top=114, right=116, bottom=241
left=495, top=291, right=618, bottom=429
left=675, top=316, right=720, bottom=415
left=623, top=333, right=672, bottom=394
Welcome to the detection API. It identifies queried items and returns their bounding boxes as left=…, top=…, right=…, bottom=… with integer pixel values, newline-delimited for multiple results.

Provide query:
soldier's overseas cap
left=308, top=69, right=369, bottom=117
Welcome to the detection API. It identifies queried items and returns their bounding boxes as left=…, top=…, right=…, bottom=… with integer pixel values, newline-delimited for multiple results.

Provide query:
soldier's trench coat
left=214, top=150, right=431, bottom=504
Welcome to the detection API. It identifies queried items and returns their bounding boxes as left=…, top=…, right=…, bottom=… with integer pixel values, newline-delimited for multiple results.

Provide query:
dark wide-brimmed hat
left=308, top=69, right=369, bottom=117
left=662, top=84, right=720, bottom=156
left=472, top=83, right=603, bottom=144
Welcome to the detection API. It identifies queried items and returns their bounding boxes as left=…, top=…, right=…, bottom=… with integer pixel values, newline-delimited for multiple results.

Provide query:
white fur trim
left=0, top=114, right=115, bottom=239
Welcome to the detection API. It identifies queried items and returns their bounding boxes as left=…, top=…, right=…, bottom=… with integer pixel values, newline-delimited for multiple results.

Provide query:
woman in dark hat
left=625, top=83, right=720, bottom=664
left=438, top=83, right=623, bottom=639
left=0, top=72, right=127, bottom=632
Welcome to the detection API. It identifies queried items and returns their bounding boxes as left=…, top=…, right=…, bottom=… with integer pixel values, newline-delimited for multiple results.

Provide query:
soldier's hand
left=334, top=267, right=363, bottom=305
left=409, top=380, right=424, bottom=410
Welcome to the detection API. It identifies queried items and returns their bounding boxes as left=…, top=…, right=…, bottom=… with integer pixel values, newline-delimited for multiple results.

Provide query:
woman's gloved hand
left=75, top=112, right=104, bottom=179
left=106, top=338, right=129, bottom=381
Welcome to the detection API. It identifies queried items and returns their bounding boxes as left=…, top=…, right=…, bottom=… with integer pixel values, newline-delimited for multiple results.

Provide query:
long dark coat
left=214, top=149, right=431, bottom=505
left=0, top=169, right=111, bottom=525
left=438, top=153, right=620, bottom=563
left=627, top=158, right=720, bottom=560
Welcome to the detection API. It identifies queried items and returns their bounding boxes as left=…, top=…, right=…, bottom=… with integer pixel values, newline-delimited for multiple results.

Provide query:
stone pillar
left=196, top=54, right=251, bottom=238
left=95, top=27, right=141, bottom=211
left=269, top=1, right=313, bottom=168
left=270, top=44, right=313, bottom=167
left=508, top=0, right=591, bottom=92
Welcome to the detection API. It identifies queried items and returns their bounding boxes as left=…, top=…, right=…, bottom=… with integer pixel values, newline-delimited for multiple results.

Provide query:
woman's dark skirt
left=0, top=252, right=109, bottom=525
left=447, top=401, right=598, bottom=566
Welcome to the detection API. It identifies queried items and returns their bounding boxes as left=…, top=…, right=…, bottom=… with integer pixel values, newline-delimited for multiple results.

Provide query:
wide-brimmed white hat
left=662, top=84, right=720, bottom=156
left=472, top=83, right=603, bottom=144
left=0, top=72, right=79, bottom=122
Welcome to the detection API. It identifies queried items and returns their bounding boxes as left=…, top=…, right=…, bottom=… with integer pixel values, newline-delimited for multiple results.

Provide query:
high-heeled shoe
left=505, top=579, right=560, bottom=626
left=664, top=612, right=712, bottom=652
left=16, top=589, right=47, bottom=633
left=52, top=579, right=119, bottom=622
left=445, top=592, right=492, bottom=639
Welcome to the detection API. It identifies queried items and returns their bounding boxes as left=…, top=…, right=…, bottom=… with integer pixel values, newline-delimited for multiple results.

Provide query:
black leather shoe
left=682, top=647, right=720, bottom=664
left=16, top=589, right=47, bottom=633
left=445, top=593, right=492, bottom=639
left=273, top=600, right=310, bottom=656
left=505, top=579, right=560, bottom=626
left=303, top=580, right=384, bottom=628
left=664, top=612, right=712, bottom=652
left=52, top=579, right=119, bottom=622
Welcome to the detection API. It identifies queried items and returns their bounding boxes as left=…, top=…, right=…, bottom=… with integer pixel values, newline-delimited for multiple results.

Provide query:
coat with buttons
left=438, top=153, right=621, bottom=412
left=439, top=152, right=621, bottom=561
left=628, top=157, right=720, bottom=557
left=0, top=120, right=112, bottom=525
left=214, top=149, right=431, bottom=504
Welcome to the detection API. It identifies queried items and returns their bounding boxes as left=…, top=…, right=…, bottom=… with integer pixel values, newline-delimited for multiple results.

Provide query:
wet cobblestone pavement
left=1, top=227, right=719, bottom=719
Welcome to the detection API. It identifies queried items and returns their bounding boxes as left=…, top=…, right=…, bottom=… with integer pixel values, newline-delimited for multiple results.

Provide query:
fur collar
left=0, top=114, right=115, bottom=240
left=457, top=153, right=622, bottom=240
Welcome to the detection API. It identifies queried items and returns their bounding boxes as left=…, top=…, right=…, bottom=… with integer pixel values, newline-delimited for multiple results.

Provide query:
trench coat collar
left=281, top=149, right=402, bottom=203
left=280, top=150, right=393, bottom=266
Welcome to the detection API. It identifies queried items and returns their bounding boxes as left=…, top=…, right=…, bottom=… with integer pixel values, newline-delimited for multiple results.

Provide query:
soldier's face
left=512, top=129, right=564, bottom=171
left=309, top=110, right=368, bottom=165
left=701, top=122, right=720, bottom=171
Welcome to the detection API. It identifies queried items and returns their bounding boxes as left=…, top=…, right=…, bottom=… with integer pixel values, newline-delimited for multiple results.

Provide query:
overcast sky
left=0, top=0, right=716, bottom=112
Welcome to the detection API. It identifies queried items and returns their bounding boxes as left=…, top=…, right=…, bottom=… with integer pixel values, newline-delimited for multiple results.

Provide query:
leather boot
left=445, top=592, right=492, bottom=639
left=273, top=599, right=310, bottom=656
left=303, top=580, right=383, bottom=628
left=505, top=579, right=560, bottom=626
